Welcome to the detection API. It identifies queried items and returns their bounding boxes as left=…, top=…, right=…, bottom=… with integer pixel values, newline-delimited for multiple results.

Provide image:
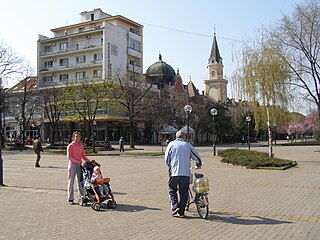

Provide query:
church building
left=204, top=33, right=228, bottom=103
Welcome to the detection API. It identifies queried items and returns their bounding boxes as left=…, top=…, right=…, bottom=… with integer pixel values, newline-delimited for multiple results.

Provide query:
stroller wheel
left=79, top=198, right=86, bottom=206
left=107, top=200, right=116, bottom=209
left=91, top=202, right=101, bottom=211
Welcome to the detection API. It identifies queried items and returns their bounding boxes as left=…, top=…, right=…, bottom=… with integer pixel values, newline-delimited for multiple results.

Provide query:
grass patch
left=218, top=148, right=295, bottom=169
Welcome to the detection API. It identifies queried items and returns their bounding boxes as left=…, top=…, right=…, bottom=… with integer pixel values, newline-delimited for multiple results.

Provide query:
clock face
left=111, top=44, right=118, bottom=56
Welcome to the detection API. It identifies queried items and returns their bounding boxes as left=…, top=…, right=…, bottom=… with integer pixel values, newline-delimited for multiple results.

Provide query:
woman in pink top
left=67, top=131, right=91, bottom=205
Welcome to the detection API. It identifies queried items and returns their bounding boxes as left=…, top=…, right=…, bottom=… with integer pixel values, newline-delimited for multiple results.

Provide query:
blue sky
left=0, top=0, right=304, bottom=99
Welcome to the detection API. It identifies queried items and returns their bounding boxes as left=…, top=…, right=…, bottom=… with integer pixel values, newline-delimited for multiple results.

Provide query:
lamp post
left=184, top=105, right=192, bottom=142
left=273, top=123, right=277, bottom=146
left=93, top=120, right=97, bottom=153
left=210, top=108, right=218, bottom=156
left=246, top=116, right=251, bottom=150
left=18, top=116, right=24, bottom=151
left=0, top=85, right=3, bottom=185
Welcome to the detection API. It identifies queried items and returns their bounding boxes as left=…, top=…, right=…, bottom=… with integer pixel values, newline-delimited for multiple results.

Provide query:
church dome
left=145, top=54, right=176, bottom=87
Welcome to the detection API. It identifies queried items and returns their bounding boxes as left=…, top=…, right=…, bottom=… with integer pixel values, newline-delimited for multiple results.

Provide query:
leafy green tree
left=64, top=79, right=116, bottom=152
left=190, top=100, right=234, bottom=144
left=234, top=36, right=290, bottom=157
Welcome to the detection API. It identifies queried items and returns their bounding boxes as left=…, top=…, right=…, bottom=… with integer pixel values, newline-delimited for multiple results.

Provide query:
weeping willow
left=235, top=40, right=291, bottom=157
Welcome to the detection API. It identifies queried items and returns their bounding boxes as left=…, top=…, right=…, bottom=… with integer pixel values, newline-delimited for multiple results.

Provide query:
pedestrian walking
left=67, top=131, right=91, bottom=205
left=119, top=137, right=125, bottom=152
left=33, top=135, right=43, bottom=167
left=164, top=130, right=202, bottom=217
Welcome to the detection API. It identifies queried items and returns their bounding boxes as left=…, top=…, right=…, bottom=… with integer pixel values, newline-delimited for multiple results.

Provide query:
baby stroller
left=79, top=160, right=116, bottom=211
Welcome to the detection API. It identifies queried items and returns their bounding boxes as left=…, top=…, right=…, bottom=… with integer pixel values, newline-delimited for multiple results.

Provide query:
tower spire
left=208, top=30, right=222, bottom=64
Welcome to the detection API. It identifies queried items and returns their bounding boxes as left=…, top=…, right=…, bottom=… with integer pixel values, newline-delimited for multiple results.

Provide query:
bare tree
left=0, top=40, right=26, bottom=185
left=143, top=85, right=186, bottom=144
left=270, top=0, right=320, bottom=121
left=113, top=69, right=154, bottom=149
left=0, top=41, right=24, bottom=85
left=14, top=76, right=41, bottom=147
left=41, top=85, right=66, bottom=145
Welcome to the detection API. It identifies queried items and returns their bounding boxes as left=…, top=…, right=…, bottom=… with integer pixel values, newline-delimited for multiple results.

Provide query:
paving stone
left=0, top=143, right=320, bottom=239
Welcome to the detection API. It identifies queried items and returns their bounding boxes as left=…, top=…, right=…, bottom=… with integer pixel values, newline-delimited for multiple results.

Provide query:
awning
left=160, top=125, right=178, bottom=134
left=180, top=125, right=194, bottom=133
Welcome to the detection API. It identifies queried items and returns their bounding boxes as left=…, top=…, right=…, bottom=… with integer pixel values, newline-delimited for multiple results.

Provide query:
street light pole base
left=213, top=145, right=216, bottom=156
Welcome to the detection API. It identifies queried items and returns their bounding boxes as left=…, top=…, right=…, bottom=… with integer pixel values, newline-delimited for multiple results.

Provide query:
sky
left=0, top=0, right=305, bottom=100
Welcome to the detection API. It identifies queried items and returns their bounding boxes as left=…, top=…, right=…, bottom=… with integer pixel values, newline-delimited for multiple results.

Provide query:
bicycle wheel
left=186, top=188, right=193, bottom=211
left=196, top=194, right=209, bottom=219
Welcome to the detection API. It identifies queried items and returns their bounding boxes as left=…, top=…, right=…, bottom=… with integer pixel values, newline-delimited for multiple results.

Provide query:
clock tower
left=204, top=32, right=228, bottom=102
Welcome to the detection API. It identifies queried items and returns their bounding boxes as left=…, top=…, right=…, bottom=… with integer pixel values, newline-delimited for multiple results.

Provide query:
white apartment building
left=37, top=8, right=143, bottom=87
left=36, top=9, right=144, bottom=144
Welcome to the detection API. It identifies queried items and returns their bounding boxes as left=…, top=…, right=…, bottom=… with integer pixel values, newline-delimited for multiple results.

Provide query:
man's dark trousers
left=35, top=151, right=41, bottom=167
left=168, top=176, right=189, bottom=215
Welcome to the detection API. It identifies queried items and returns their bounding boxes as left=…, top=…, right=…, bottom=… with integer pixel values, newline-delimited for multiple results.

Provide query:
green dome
left=146, top=54, right=176, bottom=87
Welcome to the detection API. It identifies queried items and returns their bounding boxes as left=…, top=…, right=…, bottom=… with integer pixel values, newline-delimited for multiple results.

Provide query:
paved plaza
left=0, top=143, right=320, bottom=240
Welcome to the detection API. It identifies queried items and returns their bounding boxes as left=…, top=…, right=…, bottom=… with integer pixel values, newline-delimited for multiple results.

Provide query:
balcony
left=128, top=64, right=142, bottom=74
left=40, top=44, right=102, bottom=57
left=39, top=61, right=103, bottom=74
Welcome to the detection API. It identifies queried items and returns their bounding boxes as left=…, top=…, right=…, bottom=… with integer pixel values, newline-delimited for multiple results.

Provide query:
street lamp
left=210, top=108, right=218, bottom=156
left=92, top=120, right=97, bottom=153
left=0, top=78, right=5, bottom=186
left=0, top=86, right=4, bottom=186
left=246, top=116, right=251, bottom=150
left=18, top=116, right=24, bottom=151
left=184, top=105, right=192, bottom=142
left=273, top=123, right=277, bottom=146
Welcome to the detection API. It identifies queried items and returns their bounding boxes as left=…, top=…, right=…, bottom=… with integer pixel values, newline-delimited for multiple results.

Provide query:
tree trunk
left=266, top=106, right=273, bottom=158
left=129, top=118, right=135, bottom=149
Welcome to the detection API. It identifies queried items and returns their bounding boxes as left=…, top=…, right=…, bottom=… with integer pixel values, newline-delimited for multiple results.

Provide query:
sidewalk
left=0, top=144, right=320, bottom=239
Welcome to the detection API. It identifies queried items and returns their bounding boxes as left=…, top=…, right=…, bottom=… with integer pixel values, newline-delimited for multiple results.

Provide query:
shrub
left=218, top=148, right=294, bottom=168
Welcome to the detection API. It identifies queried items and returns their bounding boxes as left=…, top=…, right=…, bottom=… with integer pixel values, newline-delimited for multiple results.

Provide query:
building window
left=93, top=53, right=103, bottom=61
left=93, top=69, right=102, bottom=78
left=45, top=61, right=53, bottom=68
left=59, top=58, right=68, bottom=66
left=129, top=38, right=141, bottom=52
left=43, top=76, right=53, bottom=82
left=76, top=40, right=86, bottom=50
left=76, top=55, right=86, bottom=63
left=59, top=42, right=68, bottom=51
left=59, top=74, right=69, bottom=81
left=76, top=71, right=86, bottom=80
left=129, top=60, right=135, bottom=65
left=92, top=37, right=101, bottom=46
left=211, top=71, right=215, bottom=78
left=44, top=45, right=52, bottom=53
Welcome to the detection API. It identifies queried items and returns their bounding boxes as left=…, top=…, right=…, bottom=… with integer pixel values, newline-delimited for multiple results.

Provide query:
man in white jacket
left=165, top=130, right=202, bottom=217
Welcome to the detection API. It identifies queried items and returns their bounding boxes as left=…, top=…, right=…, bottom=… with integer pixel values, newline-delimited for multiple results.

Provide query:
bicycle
left=186, top=170, right=209, bottom=219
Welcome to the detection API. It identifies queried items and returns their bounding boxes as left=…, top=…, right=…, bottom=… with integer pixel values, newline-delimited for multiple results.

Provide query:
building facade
left=37, top=8, right=143, bottom=87
left=3, top=17, right=242, bottom=146
left=36, top=8, right=144, bottom=144
left=203, top=33, right=228, bottom=103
